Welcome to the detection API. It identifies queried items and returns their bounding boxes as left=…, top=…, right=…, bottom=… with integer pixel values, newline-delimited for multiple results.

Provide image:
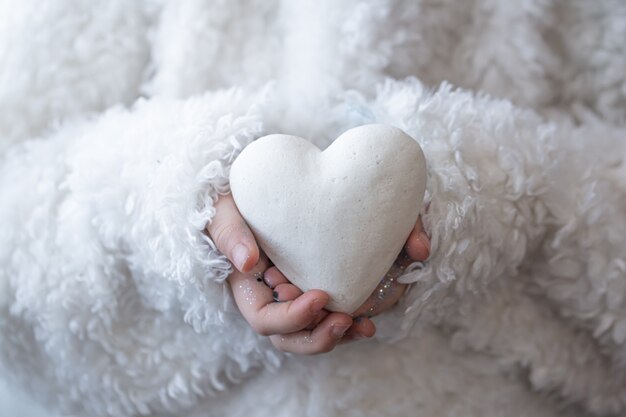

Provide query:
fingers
left=405, top=216, right=430, bottom=261
left=351, top=268, right=408, bottom=319
left=263, top=266, right=291, bottom=289
left=227, top=244, right=379, bottom=352
left=229, top=263, right=331, bottom=336
left=265, top=266, right=304, bottom=303
left=206, top=193, right=259, bottom=272
left=272, top=282, right=303, bottom=302
left=263, top=266, right=374, bottom=342
left=254, top=290, right=330, bottom=335
left=339, top=317, right=376, bottom=344
left=265, top=266, right=323, bottom=329
left=353, top=216, right=428, bottom=320
left=269, top=313, right=353, bottom=355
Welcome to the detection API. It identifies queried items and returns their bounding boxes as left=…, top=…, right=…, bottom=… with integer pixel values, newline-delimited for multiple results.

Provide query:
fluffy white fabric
left=1, top=1, right=625, bottom=416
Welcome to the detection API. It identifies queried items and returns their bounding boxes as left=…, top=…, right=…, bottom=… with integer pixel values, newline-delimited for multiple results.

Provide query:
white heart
left=230, top=124, right=427, bottom=313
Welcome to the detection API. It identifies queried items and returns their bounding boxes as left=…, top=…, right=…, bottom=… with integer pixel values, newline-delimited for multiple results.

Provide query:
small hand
left=206, top=194, right=372, bottom=354
left=350, top=218, right=430, bottom=321
left=266, top=217, right=430, bottom=342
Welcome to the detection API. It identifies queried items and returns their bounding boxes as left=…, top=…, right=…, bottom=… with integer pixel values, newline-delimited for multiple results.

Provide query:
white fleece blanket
left=1, top=1, right=626, bottom=416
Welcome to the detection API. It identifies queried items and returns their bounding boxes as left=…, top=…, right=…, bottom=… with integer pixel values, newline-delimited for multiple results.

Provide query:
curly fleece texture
left=1, top=1, right=626, bottom=416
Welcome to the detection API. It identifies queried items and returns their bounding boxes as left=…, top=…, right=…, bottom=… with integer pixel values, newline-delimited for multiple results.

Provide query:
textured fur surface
left=1, top=1, right=626, bottom=416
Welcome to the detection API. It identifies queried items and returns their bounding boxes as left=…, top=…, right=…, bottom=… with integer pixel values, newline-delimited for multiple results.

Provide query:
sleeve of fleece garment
left=352, top=78, right=560, bottom=340
left=0, top=89, right=284, bottom=417
left=348, top=79, right=626, bottom=352
left=357, top=78, right=626, bottom=415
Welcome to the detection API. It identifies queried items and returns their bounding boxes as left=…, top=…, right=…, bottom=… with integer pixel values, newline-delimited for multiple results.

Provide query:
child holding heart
left=206, top=193, right=430, bottom=355
left=3, top=1, right=626, bottom=416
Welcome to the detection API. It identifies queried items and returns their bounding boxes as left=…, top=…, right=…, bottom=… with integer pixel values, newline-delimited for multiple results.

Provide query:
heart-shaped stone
left=230, top=124, right=427, bottom=313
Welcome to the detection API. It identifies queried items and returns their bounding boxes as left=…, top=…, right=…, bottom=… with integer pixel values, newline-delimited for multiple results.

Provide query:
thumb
left=206, top=193, right=260, bottom=273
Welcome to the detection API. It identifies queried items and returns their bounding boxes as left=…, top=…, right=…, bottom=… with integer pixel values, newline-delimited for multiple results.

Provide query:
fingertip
left=359, top=318, right=376, bottom=337
left=329, top=314, right=353, bottom=339
left=241, top=242, right=260, bottom=272
left=342, top=317, right=376, bottom=343
left=263, top=266, right=289, bottom=289
left=272, top=283, right=302, bottom=302
left=235, top=239, right=260, bottom=273
left=406, top=231, right=430, bottom=261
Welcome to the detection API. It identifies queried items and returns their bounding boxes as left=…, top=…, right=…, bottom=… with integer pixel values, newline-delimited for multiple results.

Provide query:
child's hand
left=350, top=218, right=430, bottom=321
left=261, top=217, right=430, bottom=343
left=206, top=194, right=429, bottom=353
left=206, top=194, right=372, bottom=354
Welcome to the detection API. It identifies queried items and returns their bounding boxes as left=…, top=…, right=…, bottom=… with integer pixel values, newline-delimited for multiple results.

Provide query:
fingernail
left=309, top=298, right=326, bottom=314
left=262, top=272, right=274, bottom=289
left=331, top=324, right=351, bottom=339
left=232, top=243, right=249, bottom=271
